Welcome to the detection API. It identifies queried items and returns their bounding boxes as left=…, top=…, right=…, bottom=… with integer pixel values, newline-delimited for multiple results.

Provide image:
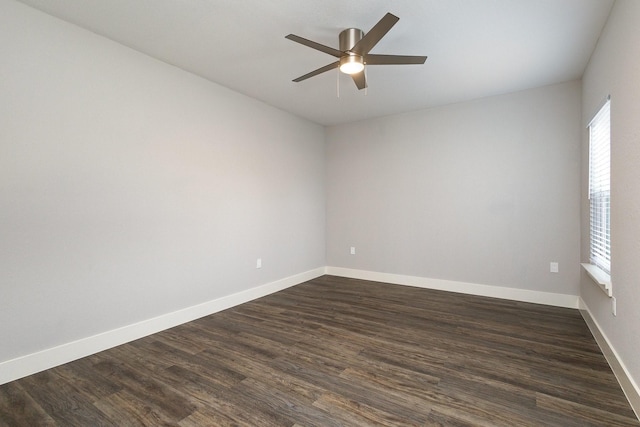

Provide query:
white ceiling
left=16, top=0, right=613, bottom=126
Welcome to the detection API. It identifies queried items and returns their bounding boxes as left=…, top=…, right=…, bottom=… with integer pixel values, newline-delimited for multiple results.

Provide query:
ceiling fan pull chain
left=336, top=67, right=340, bottom=98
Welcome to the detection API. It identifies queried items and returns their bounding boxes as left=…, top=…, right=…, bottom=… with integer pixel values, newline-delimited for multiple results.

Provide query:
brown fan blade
left=350, top=13, right=399, bottom=56
left=365, top=54, right=427, bottom=65
left=285, top=34, right=343, bottom=58
left=351, top=71, right=367, bottom=90
left=292, top=61, right=340, bottom=82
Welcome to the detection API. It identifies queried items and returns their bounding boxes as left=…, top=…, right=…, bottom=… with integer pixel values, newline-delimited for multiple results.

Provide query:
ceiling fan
left=285, top=13, right=427, bottom=90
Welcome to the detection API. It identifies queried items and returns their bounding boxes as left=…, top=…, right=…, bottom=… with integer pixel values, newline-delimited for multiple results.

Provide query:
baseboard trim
left=579, top=298, right=640, bottom=420
left=325, top=266, right=579, bottom=309
left=0, top=267, right=324, bottom=386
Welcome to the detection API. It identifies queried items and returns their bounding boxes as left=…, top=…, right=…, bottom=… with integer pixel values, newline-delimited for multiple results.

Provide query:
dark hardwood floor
left=0, top=275, right=638, bottom=426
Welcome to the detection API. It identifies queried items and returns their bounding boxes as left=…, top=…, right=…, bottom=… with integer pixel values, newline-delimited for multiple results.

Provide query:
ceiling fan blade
left=351, top=71, right=367, bottom=90
left=350, top=13, right=399, bottom=56
left=365, top=54, right=427, bottom=65
left=285, top=34, right=343, bottom=58
left=292, top=61, right=340, bottom=82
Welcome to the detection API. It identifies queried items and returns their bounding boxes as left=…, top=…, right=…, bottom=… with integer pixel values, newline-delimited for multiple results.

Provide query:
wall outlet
left=550, top=262, right=559, bottom=273
left=612, top=297, right=617, bottom=316
left=256, top=258, right=262, bottom=269
left=350, top=246, right=356, bottom=255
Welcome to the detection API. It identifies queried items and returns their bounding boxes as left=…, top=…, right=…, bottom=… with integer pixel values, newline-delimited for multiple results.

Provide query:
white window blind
left=588, top=99, right=611, bottom=274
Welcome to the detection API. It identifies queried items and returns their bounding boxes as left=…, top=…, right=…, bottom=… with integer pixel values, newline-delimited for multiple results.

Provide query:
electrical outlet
left=350, top=247, right=356, bottom=255
left=256, top=258, right=262, bottom=269
left=612, top=297, right=617, bottom=316
left=550, top=262, right=559, bottom=273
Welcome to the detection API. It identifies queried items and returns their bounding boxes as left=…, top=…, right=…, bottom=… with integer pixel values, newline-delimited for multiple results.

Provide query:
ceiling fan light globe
left=339, top=55, right=364, bottom=74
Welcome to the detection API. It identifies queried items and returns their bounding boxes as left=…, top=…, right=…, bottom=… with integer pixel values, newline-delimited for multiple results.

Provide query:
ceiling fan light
left=339, top=55, right=364, bottom=74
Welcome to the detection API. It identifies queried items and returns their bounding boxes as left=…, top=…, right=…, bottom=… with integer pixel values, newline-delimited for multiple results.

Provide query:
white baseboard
left=325, top=266, right=579, bottom=308
left=579, top=298, right=640, bottom=420
left=0, top=267, right=324, bottom=386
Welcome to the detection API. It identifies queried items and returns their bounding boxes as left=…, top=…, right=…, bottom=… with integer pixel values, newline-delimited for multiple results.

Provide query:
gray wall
left=0, top=0, right=326, bottom=362
left=326, top=82, right=582, bottom=296
left=580, top=0, right=640, bottom=396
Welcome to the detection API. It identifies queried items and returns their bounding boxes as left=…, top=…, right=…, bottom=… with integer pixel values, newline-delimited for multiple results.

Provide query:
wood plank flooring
left=0, top=275, right=638, bottom=426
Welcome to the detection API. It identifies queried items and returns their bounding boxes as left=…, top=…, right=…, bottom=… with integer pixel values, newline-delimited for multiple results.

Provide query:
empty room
left=1, top=0, right=639, bottom=425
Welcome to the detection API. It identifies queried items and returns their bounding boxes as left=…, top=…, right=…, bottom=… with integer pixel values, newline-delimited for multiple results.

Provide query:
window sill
left=581, top=263, right=612, bottom=297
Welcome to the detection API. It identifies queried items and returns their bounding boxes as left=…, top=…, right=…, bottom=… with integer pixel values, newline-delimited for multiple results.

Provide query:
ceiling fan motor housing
left=339, top=28, right=365, bottom=73
left=339, top=28, right=364, bottom=51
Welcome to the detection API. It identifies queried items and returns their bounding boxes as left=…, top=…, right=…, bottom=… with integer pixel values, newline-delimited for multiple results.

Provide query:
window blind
left=588, top=99, right=611, bottom=274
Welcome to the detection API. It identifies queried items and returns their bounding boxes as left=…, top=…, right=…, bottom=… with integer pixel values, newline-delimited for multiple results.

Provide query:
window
left=588, top=98, right=611, bottom=276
